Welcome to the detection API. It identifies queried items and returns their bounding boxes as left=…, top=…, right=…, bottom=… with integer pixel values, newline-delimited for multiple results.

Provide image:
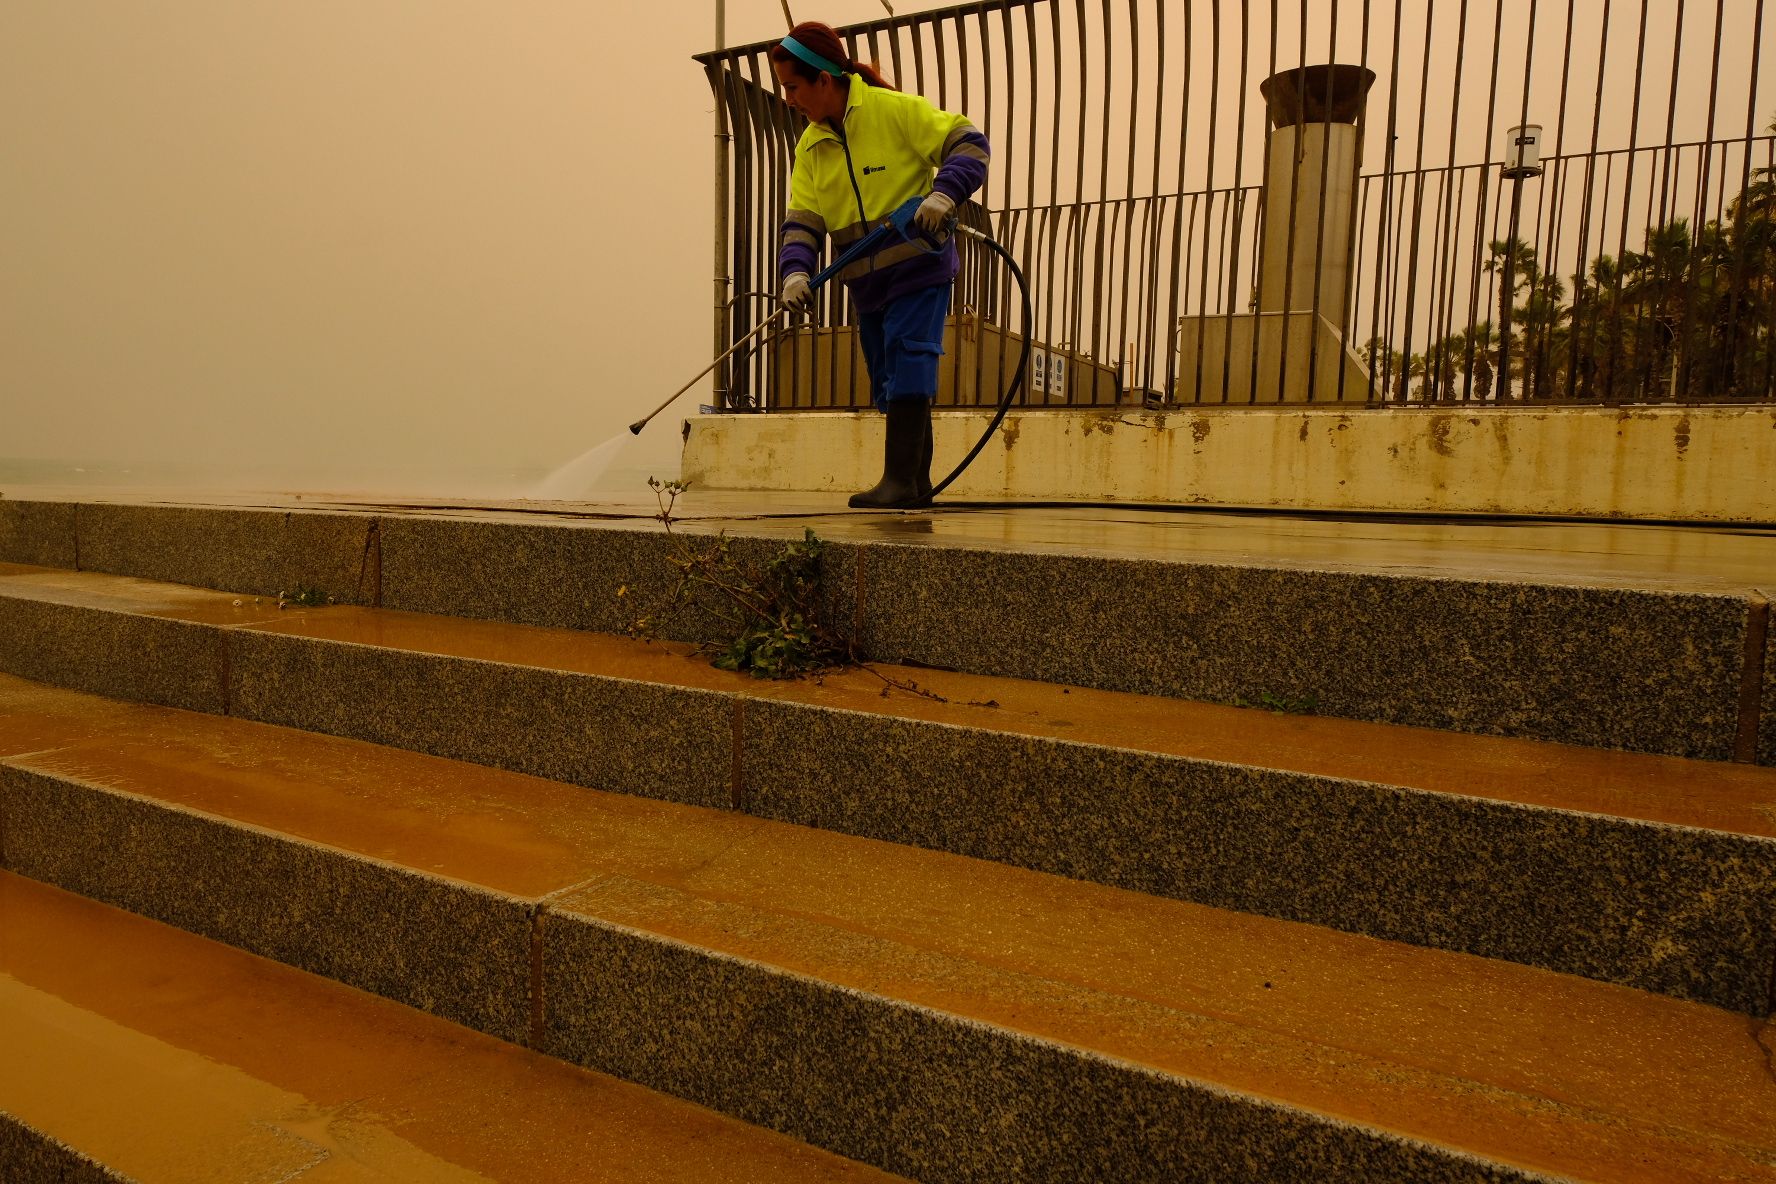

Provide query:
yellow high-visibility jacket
left=780, top=78, right=989, bottom=312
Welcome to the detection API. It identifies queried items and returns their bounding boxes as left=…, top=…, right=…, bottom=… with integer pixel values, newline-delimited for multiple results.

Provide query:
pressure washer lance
left=628, top=197, right=936, bottom=436
left=628, top=196, right=1033, bottom=510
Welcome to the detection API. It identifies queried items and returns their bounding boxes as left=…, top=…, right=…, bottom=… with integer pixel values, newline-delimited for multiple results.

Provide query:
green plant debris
left=277, top=586, right=330, bottom=609
left=625, top=478, right=843, bottom=680
left=625, top=478, right=993, bottom=709
left=1232, top=691, right=1320, bottom=715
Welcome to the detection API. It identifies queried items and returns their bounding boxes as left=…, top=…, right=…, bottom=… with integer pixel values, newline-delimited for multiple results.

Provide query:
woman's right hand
left=782, top=273, right=814, bottom=313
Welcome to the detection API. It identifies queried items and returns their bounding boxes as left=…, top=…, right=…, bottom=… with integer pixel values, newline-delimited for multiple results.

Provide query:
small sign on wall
left=1028, top=347, right=1069, bottom=401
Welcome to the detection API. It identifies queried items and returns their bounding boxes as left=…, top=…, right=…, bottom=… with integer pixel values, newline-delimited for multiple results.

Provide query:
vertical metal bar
left=1305, top=0, right=1342, bottom=404
left=997, top=4, right=1020, bottom=407
left=1564, top=0, right=1612, bottom=400
left=1063, top=0, right=1091, bottom=404
left=710, top=56, right=733, bottom=412
left=1367, top=0, right=1403, bottom=401
left=1282, top=1, right=1314, bottom=401
left=1728, top=0, right=1764, bottom=399
left=1532, top=0, right=1577, bottom=403
left=1166, top=0, right=1204, bottom=403
left=1763, top=137, right=1776, bottom=399
left=1091, top=0, right=1122, bottom=404
left=1506, top=0, right=1548, bottom=402
left=912, top=13, right=928, bottom=98
left=1604, top=0, right=1651, bottom=403
left=1431, top=0, right=1469, bottom=401
left=1647, top=0, right=1687, bottom=401
left=1396, top=0, right=1440, bottom=403
left=1341, top=0, right=1372, bottom=401
left=1036, top=0, right=1064, bottom=392
left=1676, top=0, right=1723, bottom=400
left=969, top=5, right=991, bottom=409
left=732, top=54, right=759, bottom=410
left=1022, top=0, right=1040, bottom=374
left=1351, top=174, right=1374, bottom=397
left=1119, top=0, right=1148, bottom=399
left=1465, top=0, right=1505, bottom=402
left=1230, top=0, right=1257, bottom=403
left=1273, top=0, right=1304, bottom=404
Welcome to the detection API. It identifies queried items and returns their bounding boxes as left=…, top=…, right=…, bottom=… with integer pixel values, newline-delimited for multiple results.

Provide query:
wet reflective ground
left=0, top=873, right=901, bottom=1182
left=6, top=483, right=1770, bottom=593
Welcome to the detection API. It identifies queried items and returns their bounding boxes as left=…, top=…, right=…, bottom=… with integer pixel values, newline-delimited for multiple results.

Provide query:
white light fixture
left=1502, top=124, right=1544, bottom=179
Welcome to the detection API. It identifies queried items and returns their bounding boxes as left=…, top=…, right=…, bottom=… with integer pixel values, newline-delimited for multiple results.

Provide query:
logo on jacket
left=862, top=165, right=886, bottom=175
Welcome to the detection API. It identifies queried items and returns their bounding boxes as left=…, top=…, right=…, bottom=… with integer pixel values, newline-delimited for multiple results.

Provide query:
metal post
left=713, top=1, right=733, bottom=411
left=1499, top=174, right=1524, bottom=400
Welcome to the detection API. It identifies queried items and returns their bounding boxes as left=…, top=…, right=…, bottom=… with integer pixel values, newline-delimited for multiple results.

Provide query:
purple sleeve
left=779, top=218, right=821, bottom=280
left=781, top=213, right=820, bottom=282
left=933, top=129, right=991, bottom=204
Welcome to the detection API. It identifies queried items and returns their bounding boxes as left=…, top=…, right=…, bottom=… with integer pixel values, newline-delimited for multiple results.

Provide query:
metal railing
left=696, top=0, right=1776, bottom=409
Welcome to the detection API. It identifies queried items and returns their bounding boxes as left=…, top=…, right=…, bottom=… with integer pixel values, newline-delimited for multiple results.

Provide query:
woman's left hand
left=914, top=191, right=956, bottom=236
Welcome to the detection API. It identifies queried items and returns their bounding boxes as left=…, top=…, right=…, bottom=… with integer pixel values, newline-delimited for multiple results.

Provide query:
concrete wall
left=680, top=405, right=1776, bottom=522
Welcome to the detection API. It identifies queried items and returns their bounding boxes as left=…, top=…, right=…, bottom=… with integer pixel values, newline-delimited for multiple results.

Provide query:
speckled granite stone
left=227, top=630, right=735, bottom=808
left=539, top=889, right=1551, bottom=1184
left=74, top=504, right=377, bottom=603
left=0, top=597, right=225, bottom=714
left=1761, top=591, right=1774, bottom=768
left=0, top=501, right=77, bottom=569
left=855, top=545, right=1751, bottom=759
left=0, top=767, right=533, bottom=1043
left=0, top=1117, right=122, bottom=1184
left=379, top=516, right=861, bottom=648
left=744, top=700, right=1776, bottom=1013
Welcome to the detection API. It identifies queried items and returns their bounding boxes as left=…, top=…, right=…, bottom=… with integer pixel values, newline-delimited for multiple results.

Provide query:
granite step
left=0, top=871, right=904, bottom=1184
left=3, top=497, right=1769, bottom=761
left=2, top=562, right=1774, bottom=1010
left=1, top=674, right=1772, bottom=1183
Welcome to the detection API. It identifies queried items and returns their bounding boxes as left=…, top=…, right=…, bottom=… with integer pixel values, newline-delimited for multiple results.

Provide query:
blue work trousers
left=857, top=284, right=951, bottom=412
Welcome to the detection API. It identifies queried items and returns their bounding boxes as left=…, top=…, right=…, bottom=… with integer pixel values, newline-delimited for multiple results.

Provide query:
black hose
left=925, top=227, right=1033, bottom=504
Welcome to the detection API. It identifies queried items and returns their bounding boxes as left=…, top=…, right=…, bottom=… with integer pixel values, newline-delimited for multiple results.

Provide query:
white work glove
left=781, top=272, right=813, bottom=313
left=914, top=191, right=956, bottom=237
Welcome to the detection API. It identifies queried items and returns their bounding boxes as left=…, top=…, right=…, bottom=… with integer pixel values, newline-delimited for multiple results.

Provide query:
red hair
left=770, top=21, right=896, bottom=91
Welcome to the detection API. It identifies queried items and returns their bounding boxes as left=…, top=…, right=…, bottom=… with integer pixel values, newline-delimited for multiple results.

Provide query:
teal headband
left=780, top=34, right=847, bottom=77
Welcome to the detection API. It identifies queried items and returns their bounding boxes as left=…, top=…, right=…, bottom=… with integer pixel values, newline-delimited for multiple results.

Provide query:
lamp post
left=1497, top=123, right=1543, bottom=400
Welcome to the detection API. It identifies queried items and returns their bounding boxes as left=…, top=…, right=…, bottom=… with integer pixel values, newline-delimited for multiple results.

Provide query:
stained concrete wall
left=680, top=405, right=1776, bottom=523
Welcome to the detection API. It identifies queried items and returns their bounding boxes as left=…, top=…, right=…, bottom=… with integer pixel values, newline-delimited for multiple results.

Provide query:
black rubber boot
left=849, top=401, right=928, bottom=509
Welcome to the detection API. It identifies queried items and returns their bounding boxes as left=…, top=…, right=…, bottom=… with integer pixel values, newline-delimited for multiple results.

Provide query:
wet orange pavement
left=2, top=673, right=1773, bottom=1181
left=0, top=873, right=902, bottom=1182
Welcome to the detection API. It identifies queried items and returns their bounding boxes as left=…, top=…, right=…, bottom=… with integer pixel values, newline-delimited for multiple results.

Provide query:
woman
left=771, top=22, right=990, bottom=508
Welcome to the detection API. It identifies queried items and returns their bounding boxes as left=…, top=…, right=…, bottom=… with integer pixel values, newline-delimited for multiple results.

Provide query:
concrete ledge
left=682, top=405, right=1776, bottom=523
left=0, top=501, right=77, bottom=570
left=0, top=501, right=1761, bottom=758
left=0, top=597, right=226, bottom=715
left=2, top=674, right=1768, bottom=1180
left=4, top=572, right=1772, bottom=1007
left=228, top=630, right=737, bottom=809
left=379, top=516, right=860, bottom=646
left=71, top=503, right=378, bottom=603
left=855, top=546, right=1751, bottom=760
left=0, top=1118, right=121, bottom=1184
left=1763, top=592, right=1775, bottom=768
left=0, top=767, right=535, bottom=1043
left=745, top=701, right=1776, bottom=1013
left=540, top=886, right=1550, bottom=1184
